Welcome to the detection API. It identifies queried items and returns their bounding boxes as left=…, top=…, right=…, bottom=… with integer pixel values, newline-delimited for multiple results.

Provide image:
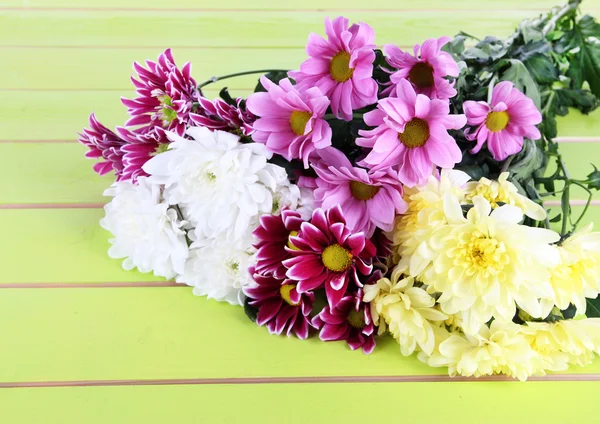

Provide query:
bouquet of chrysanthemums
left=79, top=0, right=600, bottom=380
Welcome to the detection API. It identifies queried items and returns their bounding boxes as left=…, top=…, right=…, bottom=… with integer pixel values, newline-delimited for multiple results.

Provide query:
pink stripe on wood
left=0, top=203, right=106, bottom=209
left=1, top=373, right=600, bottom=388
left=0, top=281, right=183, bottom=289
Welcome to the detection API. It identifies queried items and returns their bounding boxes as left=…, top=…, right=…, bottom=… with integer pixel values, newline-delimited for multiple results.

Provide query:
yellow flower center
left=466, top=184, right=510, bottom=208
left=458, top=233, right=509, bottom=273
left=408, top=62, right=435, bottom=88
left=154, top=142, right=170, bottom=155
left=330, top=51, right=354, bottom=83
left=287, top=230, right=301, bottom=251
left=321, top=244, right=353, bottom=272
left=485, top=111, right=510, bottom=132
left=398, top=118, right=430, bottom=148
left=347, top=308, right=366, bottom=329
left=349, top=181, right=381, bottom=201
left=280, top=283, right=300, bottom=306
left=289, top=111, right=312, bottom=136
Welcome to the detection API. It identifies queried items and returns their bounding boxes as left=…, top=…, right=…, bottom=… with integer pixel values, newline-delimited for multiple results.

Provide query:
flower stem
left=542, top=0, right=582, bottom=35
left=197, top=69, right=290, bottom=90
left=500, top=154, right=515, bottom=174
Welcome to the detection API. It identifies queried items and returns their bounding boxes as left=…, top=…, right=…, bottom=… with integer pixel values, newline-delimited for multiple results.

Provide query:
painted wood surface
left=1, top=0, right=599, bottom=422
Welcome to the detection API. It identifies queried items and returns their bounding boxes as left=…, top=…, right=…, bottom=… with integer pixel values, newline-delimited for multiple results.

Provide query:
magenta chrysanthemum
left=312, top=289, right=376, bottom=354
left=190, top=97, right=255, bottom=136
left=116, top=126, right=169, bottom=183
left=121, top=49, right=199, bottom=136
left=283, top=205, right=376, bottom=308
left=247, top=76, right=332, bottom=167
left=357, top=79, right=467, bottom=187
left=78, top=114, right=127, bottom=179
left=288, top=16, right=378, bottom=121
left=383, top=37, right=459, bottom=99
left=253, top=209, right=305, bottom=280
left=244, top=271, right=314, bottom=339
left=312, top=148, right=408, bottom=237
left=463, top=81, right=542, bottom=161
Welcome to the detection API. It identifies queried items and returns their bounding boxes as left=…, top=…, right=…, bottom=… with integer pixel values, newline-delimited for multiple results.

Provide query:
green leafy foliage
left=586, top=297, right=600, bottom=318
left=445, top=0, right=600, bottom=237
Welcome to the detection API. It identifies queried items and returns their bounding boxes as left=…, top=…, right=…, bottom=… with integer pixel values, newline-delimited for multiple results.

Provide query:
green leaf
left=524, top=54, right=559, bottom=85
left=508, top=139, right=546, bottom=181
left=554, top=88, right=599, bottom=115
left=549, top=213, right=562, bottom=223
left=243, top=297, right=259, bottom=323
left=586, top=297, right=600, bottom=318
left=218, top=87, right=236, bottom=106
left=543, top=178, right=556, bottom=193
left=584, top=164, right=600, bottom=190
left=498, top=59, right=542, bottom=110
left=565, top=15, right=600, bottom=97
left=254, top=71, right=290, bottom=93
left=561, top=304, right=577, bottom=320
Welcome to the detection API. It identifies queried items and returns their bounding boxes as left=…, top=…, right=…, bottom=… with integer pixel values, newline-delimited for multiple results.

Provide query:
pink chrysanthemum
left=244, top=271, right=314, bottom=339
left=312, top=289, right=376, bottom=354
left=121, top=49, right=199, bottom=136
left=463, top=81, right=542, bottom=161
left=357, top=79, right=467, bottom=187
left=383, top=37, right=459, bottom=99
left=283, top=205, right=376, bottom=308
left=288, top=16, right=378, bottom=121
left=78, top=114, right=126, bottom=179
left=116, top=126, right=169, bottom=183
left=191, top=97, right=255, bottom=136
left=246, top=76, right=332, bottom=167
left=253, top=209, right=305, bottom=280
left=312, top=148, right=408, bottom=237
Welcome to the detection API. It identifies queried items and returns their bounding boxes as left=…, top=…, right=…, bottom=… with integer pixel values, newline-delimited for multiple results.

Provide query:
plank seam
left=0, top=282, right=184, bottom=288
left=2, top=374, right=600, bottom=388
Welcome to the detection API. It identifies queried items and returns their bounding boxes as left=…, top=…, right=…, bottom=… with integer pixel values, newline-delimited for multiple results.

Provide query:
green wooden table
left=2, top=0, right=600, bottom=422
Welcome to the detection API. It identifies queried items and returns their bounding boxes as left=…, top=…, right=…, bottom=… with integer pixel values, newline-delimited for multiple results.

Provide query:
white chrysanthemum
left=421, top=195, right=560, bottom=334
left=100, top=177, right=189, bottom=279
left=464, top=172, right=546, bottom=221
left=363, top=265, right=447, bottom=356
left=540, top=223, right=600, bottom=316
left=143, top=127, right=301, bottom=242
left=177, top=234, right=255, bottom=306
left=427, top=320, right=545, bottom=381
left=391, top=169, right=470, bottom=267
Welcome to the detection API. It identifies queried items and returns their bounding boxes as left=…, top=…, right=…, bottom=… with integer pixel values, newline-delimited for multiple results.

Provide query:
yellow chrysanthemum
left=363, top=265, right=447, bottom=356
left=541, top=223, right=600, bottom=315
left=391, top=169, right=470, bottom=270
left=420, top=196, right=560, bottom=334
left=464, top=172, right=546, bottom=221
left=522, top=318, right=600, bottom=371
left=427, top=320, right=544, bottom=381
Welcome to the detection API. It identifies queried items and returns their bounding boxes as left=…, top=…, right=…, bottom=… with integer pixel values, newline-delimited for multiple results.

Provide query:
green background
left=1, top=0, right=600, bottom=422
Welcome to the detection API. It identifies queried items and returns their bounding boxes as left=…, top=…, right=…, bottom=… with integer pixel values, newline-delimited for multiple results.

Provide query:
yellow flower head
left=522, top=318, right=600, bottom=371
left=391, top=169, right=470, bottom=270
left=421, top=195, right=560, bottom=334
left=464, top=172, right=546, bottom=221
left=427, top=320, right=544, bottom=381
left=541, top=223, right=600, bottom=315
left=363, top=265, right=447, bottom=356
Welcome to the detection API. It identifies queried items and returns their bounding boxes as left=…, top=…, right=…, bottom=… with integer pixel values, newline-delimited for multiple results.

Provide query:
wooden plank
left=3, top=47, right=304, bottom=91
left=2, top=91, right=600, bottom=141
left=0, top=382, right=598, bottom=424
left=1, top=287, right=599, bottom=384
left=0, top=209, right=163, bottom=284
left=0, top=205, right=599, bottom=284
left=0, top=287, right=440, bottom=382
left=5, top=0, right=600, bottom=11
left=0, top=143, right=114, bottom=204
left=1, top=10, right=549, bottom=48
left=1, top=142, right=599, bottom=205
